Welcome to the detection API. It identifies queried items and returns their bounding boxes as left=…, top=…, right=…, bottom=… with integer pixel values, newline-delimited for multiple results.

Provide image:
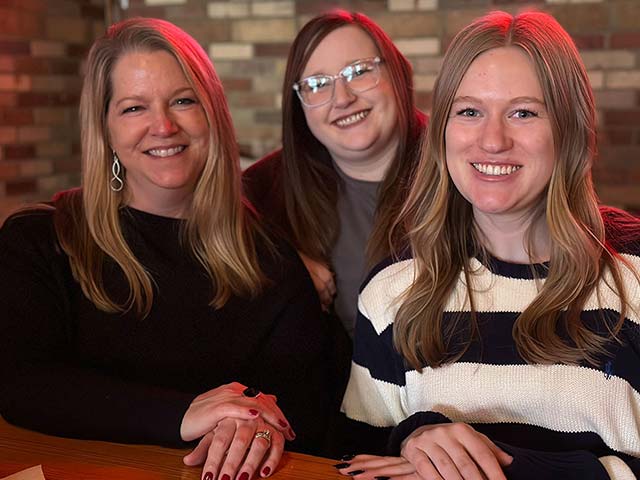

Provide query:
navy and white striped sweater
left=341, top=219, right=640, bottom=479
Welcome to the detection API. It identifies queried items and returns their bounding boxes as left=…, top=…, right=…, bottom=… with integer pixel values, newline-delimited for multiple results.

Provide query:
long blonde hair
left=56, top=17, right=265, bottom=317
left=392, top=10, right=637, bottom=369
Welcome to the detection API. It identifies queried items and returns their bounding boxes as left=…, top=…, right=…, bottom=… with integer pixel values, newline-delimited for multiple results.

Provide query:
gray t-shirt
left=332, top=166, right=379, bottom=337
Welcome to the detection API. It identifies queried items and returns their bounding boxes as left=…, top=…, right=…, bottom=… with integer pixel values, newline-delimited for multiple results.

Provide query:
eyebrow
left=112, top=86, right=196, bottom=108
left=452, top=95, right=545, bottom=106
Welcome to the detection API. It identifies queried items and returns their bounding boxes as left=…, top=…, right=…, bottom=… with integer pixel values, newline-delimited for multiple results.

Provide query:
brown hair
left=280, top=10, right=426, bottom=266
left=392, top=10, right=639, bottom=369
left=56, top=17, right=265, bottom=317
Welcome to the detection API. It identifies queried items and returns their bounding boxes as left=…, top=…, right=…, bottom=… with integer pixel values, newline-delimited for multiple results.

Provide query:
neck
left=474, top=209, right=551, bottom=264
left=331, top=136, right=399, bottom=182
left=125, top=190, right=192, bottom=219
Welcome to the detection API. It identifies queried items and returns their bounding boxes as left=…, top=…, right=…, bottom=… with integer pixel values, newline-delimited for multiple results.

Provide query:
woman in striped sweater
left=338, top=10, right=640, bottom=480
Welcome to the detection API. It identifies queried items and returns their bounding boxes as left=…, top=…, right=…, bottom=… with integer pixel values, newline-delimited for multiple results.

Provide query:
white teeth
left=335, top=110, right=369, bottom=127
left=147, top=146, right=185, bottom=157
left=472, top=163, right=521, bottom=176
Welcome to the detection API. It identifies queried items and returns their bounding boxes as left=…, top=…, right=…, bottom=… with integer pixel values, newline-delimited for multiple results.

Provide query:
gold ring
left=254, top=429, right=272, bottom=447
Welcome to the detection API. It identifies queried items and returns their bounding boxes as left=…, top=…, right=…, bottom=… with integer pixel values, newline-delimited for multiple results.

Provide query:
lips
left=472, top=163, right=521, bottom=176
left=145, top=145, right=186, bottom=157
left=333, top=109, right=370, bottom=127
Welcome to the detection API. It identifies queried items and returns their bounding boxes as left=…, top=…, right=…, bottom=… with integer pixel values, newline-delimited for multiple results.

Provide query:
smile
left=472, top=163, right=521, bottom=176
left=146, top=146, right=186, bottom=157
left=334, top=110, right=369, bottom=127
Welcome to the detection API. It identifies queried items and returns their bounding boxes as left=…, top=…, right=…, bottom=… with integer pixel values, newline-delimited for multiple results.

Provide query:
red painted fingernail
left=203, top=473, right=213, bottom=480
left=221, top=475, right=230, bottom=480
left=238, top=473, right=249, bottom=480
left=278, top=419, right=288, bottom=428
left=249, top=409, right=259, bottom=416
left=262, top=466, right=271, bottom=476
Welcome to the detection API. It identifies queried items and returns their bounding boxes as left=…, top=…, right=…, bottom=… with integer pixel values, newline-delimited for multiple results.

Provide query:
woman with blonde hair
left=337, top=10, right=640, bottom=480
left=0, top=17, right=342, bottom=480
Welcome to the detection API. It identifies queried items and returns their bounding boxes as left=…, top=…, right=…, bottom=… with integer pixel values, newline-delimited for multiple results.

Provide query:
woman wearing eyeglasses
left=243, top=10, right=427, bottom=342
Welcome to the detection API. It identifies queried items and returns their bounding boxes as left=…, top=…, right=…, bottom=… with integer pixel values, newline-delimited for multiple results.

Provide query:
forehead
left=456, top=46, right=543, bottom=99
left=302, top=25, right=379, bottom=77
left=110, top=49, right=188, bottom=95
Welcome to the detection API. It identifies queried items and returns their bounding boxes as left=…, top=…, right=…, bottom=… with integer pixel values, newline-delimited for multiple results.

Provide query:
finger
left=404, top=446, right=445, bottom=480
left=237, top=429, right=281, bottom=479
left=181, top=401, right=261, bottom=441
left=339, top=459, right=416, bottom=479
left=201, top=422, right=236, bottom=480
left=483, top=439, right=513, bottom=468
left=252, top=400, right=295, bottom=441
left=464, top=439, right=508, bottom=480
left=326, top=277, right=336, bottom=297
left=258, top=430, right=285, bottom=477
left=183, top=432, right=213, bottom=466
left=428, top=442, right=479, bottom=480
left=218, top=421, right=255, bottom=480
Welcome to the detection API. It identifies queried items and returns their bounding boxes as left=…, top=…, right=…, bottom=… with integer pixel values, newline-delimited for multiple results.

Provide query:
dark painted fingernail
left=333, top=463, right=350, bottom=469
left=262, top=466, right=271, bottom=476
left=238, top=473, right=249, bottom=480
left=340, top=454, right=355, bottom=461
left=375, top=477, right=390, bottom=480
left=220, top=475, right=231, bottom=480
left=278, top=419, right=288, bottom=428
left=203, top=473, right=213, bottom=480
left=348, top=471, right=365, bottom=476
left=249, top=409, right=259, bottom=416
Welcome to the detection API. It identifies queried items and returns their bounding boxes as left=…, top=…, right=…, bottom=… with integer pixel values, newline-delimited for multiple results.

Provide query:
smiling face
left=445, top=46, right=555, bottom=225
left=300, top=25, right=399, bottom=180
left=106, top=49, right=209, bottom=217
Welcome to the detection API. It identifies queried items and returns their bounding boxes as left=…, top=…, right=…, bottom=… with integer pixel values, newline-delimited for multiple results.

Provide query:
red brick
left=0, top=163, right=20, bottom=180
left=0, top=108, right=33, bottom=126
left=0, top=92, right=17, bottom=107
left=4, top=144, right=35, bottom=160
left=18, top=92, right=79, bottom=107
left=296, top=2, right=342, bottom=15
left=54, top=157, right=81, bottom=174
left=255, top=43, right=291, bottom=57
left=222, top=77, right=252, bottom=92
left=0, top=40, right=30, bottom=55
left=610, top=33, right=640, bottom=49
left=604, top=110, right=640, bottom=126
left=415, top=91, right=433, bottom=112
left=572, top=34, right=605, bottom=50
left=601, top=129, right=634, bottom=146
left=80, top=4, right=104, bottom=19
left=6, top=179, right=37, bottom=196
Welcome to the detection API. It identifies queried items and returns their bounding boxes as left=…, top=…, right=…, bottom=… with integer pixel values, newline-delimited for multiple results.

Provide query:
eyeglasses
left=293, top=57, right=382, bottom=108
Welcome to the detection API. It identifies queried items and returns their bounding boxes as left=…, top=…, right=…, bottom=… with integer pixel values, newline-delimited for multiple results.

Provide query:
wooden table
left=0, top=417, right=343, bottom=479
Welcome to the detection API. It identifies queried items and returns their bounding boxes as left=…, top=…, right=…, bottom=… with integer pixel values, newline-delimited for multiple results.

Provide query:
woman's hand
left=400, top=422, right=512, bottom=480
left=180, top=382, right=295, bottom=443
left=184, top=417, right=285, bottom=480
left=336, top=454, right=417, bottom=479
left=298, top=252, right=336, bottom=312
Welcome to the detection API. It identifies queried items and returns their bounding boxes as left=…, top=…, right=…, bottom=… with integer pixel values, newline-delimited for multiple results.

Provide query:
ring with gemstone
left=254, top=429, right=272, bottom=447
left=242, top=387, right=261, bottom=398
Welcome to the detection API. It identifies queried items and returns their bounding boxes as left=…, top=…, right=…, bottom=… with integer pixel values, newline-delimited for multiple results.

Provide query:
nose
left=150, top=108, right=178, bottom=137
left=332, top=78, right=357, bottom=108
left=479, top=115, right=512, bottom=153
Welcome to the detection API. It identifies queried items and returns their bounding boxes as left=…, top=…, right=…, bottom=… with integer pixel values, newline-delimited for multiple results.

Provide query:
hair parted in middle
left=280, top=9, right=427, bottom=267
left=55, top=17, right=265, bottom=317
left=391, top=10, right=637, bottom=370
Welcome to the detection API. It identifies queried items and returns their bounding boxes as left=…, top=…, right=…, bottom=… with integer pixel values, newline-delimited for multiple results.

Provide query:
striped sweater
left=342, top=219, right=640, bottom=479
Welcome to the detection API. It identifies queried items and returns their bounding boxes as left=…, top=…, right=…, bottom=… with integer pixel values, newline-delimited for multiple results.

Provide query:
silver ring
left=254, top=429, right=272, bottom=447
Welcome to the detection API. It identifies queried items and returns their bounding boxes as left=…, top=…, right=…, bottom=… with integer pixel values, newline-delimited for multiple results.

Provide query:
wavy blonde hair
left=392, top=10, right=637, bottom=369
left=55, top=17, right=265, bottom=317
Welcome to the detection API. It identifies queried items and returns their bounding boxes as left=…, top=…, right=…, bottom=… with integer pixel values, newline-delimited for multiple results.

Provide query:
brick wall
left=0, top=0, right=104, bottom=221
left=0, top=0, right=638, bottom=220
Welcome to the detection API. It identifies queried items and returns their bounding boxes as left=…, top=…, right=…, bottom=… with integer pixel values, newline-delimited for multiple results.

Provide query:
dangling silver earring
left=110, top=151, right=124, bottom=192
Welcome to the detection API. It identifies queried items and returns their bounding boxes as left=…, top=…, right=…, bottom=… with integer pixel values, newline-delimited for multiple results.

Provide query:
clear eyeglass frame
left=292, top=56, right=382, bottom=108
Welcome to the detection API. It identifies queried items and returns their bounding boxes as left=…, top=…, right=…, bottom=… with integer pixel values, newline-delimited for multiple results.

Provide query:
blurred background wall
left=0, top=0, right=638, bottom=221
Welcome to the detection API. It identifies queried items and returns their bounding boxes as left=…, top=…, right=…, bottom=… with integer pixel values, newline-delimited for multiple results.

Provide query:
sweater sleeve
left=339, top=280, right=410, bottom=455
left=0, top=212, right=195, bottom=447
left=388, top=411, right=637, bottom=480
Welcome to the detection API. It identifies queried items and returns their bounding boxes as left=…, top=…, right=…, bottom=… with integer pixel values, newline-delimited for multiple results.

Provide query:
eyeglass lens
left=296, top=58, right=380, bottom=107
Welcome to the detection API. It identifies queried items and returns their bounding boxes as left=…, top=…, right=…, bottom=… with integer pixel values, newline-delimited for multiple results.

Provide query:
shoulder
left=243, top=149, right=284, bottom=184
left=358, top=254, right=416, bottom=332
left=0, top=206, right=59, bottom=260
left=601, top=206, right=640, bottom=256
